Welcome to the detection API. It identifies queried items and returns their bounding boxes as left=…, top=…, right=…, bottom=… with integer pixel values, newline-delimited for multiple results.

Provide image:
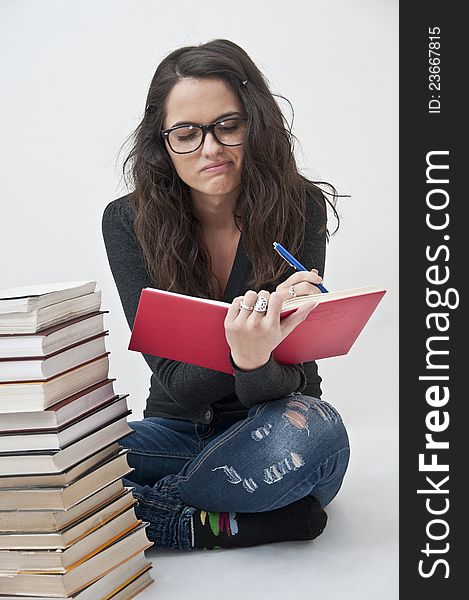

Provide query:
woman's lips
left=201, top=161, right=232, bottom=173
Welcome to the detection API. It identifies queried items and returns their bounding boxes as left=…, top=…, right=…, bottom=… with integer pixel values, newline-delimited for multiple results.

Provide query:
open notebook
left=128, top=286, right=386, bottom=374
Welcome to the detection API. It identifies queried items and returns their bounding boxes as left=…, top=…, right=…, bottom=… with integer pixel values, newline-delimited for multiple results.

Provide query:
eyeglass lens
left=167, top=118, right=247, bottom=153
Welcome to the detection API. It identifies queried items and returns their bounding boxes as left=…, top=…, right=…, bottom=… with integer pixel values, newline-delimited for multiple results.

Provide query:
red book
left=128, top=286, right=386, bottom=374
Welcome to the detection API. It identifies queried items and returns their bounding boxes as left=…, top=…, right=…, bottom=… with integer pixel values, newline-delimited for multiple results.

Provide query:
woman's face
left=163, top=78, right=245, bottom=202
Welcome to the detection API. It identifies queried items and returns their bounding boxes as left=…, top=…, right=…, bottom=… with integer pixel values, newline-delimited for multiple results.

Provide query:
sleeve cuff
left=229, top=352, right=273, bottom=374
left=229, top=353, right=306, bottom=407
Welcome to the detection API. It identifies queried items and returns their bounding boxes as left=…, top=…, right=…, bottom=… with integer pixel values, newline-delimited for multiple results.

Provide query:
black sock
left=192, top=496, right=327, bottom=550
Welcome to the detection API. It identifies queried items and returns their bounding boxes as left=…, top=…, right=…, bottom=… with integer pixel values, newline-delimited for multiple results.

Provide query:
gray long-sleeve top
left=102, top=193, right=326, bottom=425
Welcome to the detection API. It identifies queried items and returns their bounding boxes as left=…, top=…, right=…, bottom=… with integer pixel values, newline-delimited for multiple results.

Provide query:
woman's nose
left=201, top=131, right=224, bottom=156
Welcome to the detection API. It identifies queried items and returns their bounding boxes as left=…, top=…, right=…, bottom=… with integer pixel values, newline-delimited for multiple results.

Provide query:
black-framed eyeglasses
left=161, top=117, right=248, bottom=154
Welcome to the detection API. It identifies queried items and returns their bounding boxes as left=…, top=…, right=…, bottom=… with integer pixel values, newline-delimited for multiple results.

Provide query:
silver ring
left=239, top=302, right=254, bottom=311
left=253, top=296, right=269, bottom=312
left=288, top=285, right=297, bottom=297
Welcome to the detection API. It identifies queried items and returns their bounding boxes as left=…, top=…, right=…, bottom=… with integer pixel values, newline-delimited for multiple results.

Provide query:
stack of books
left=0, top=281, right=153, bottom=599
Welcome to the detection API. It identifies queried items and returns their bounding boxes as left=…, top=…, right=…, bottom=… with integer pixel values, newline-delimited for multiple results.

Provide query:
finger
left=225, top=295, right=245, bottom=326
left=249, top=290, right=271, bottom=322
left=276, top=281, right=322, bottom=303
left=263, top=291, right=283, bottom=326
left=277, top=270, right=323, bottom=289
left=301, top=282, right=323, bottom=295
left=236, top=290, right=258, bottom=322
left=279, top=301, right=318, bottom=338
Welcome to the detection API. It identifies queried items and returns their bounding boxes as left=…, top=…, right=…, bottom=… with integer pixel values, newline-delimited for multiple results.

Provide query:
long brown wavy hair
left=121, top=39, right=339, bottom=299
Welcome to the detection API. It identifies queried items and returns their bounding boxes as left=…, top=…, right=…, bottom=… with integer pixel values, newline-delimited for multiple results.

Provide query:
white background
left=1, top=1, right=398, bottom=598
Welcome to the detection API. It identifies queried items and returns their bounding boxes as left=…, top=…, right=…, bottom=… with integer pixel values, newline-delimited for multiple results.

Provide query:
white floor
left=135, top=424, right=398, bottom=600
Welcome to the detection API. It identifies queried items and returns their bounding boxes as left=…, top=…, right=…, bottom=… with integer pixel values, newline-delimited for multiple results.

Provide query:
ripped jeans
left=120, top=394, right=350, bottom=550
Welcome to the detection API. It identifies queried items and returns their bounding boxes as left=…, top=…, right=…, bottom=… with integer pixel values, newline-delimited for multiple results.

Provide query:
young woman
left=102, top=39, right=349, bottom=551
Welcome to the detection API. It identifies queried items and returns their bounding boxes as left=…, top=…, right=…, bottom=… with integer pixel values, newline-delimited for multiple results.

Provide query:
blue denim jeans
left=121, top=394, right=350, bottom=550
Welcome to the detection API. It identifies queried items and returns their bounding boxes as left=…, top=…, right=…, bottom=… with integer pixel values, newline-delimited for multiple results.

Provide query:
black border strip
left=400, top=3, right=464, bottom=595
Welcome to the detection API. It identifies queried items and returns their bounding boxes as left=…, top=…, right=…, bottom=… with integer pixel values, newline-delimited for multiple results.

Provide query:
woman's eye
left=218, top=122, right=240, bottom=133
left=176, top=132, right=198, bottom=141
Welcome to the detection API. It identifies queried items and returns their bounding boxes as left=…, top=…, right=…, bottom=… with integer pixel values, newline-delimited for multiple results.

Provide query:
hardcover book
left=0, top=395, right=130, bottom=452
left=0, top=508, right=140, bottom=571
left=0, top=311, right=107, bottom=358
left=0, top=449, right=132, bottom=510
left=0, top=355, right=110, bottom=411
left=129, top=285, right=387, bottom=374
left=0, top=291, right=102, bottom=334
left=0, top=488, right=136, bottom=549
left=0, top=442, right=120, bottom=488
left=0, top=281, right=97, bottom=315
left=0, top=551, right=152, bottom=600
left=0, top=523, right=152, bottom=596
left=0, top=379, right=117, bottom=432
left=0, top=416, right=132, bottom=475
left=0, top=480, right=126, bottom=532
left=0, top=333, right=109, bottom=382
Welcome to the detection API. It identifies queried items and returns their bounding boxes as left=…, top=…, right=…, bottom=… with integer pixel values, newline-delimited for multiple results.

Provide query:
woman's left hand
left=224, top=289, right=317, bottom=371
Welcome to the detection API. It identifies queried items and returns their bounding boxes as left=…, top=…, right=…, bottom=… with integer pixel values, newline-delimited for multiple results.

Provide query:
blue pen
left=273, top=242, right=329, bottom=293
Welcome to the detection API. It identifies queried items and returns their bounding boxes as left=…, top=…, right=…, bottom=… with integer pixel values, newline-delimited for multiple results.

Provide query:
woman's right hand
left=274, top=268, right=324, bottom=303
